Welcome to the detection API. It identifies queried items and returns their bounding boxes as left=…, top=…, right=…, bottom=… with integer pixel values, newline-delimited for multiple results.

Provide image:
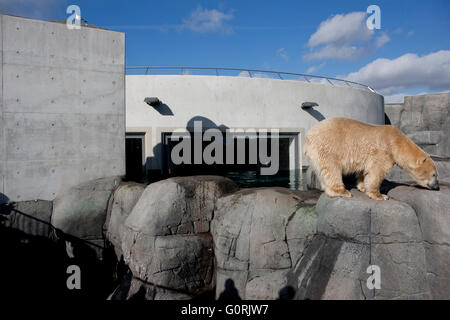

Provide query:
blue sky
left=1, top=0, right=449, bottom=102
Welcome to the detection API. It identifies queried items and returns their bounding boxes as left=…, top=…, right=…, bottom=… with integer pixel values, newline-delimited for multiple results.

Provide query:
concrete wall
left=126, top=75, right=384, bottom=172
left=0, top=15, right=125, bottom=203
left=385, top=92, right=450, bottom=157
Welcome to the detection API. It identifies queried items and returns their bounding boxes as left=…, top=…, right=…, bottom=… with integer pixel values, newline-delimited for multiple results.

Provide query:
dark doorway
left=125, top=134, right=145, bottom=182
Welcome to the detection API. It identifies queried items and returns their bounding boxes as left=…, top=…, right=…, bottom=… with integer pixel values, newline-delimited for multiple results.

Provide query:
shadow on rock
left=278, top=286, right=296, bottom=300
left=218, top=279, right=242, bottom=302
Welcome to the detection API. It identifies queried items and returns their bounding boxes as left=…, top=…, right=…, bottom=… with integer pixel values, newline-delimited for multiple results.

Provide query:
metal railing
left=126, top=66, right=376, bottom=93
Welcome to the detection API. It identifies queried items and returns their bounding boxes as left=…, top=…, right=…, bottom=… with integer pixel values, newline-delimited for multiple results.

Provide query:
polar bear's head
left=408, top=156, right=439, bottom=190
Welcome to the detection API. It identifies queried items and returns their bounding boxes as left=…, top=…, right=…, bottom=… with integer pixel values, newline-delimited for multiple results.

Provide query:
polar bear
left=304, top=118, right=439, bottom=200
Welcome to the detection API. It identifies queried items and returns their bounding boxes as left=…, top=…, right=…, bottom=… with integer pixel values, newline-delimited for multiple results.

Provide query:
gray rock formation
left=211, top=187, right=320, bottom=299
left=2, top=174, right=448, bottom=300
left=312, top=190, right=430, bottom=299
left=388, top=183, right=450, bottom=299
left=211, top=184, right=449, bottom=300
left=385, top=92, right=449, bottom=157
left=111, top=176, right=448, bottom=300
left=120, top=176, right=238, bottom=299
left=104, top=182, right=146, bottom=258
left=51, top=176, right=121, bottom=248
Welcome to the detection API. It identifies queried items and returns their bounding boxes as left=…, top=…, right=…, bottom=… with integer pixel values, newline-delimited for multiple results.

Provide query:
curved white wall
left=126, top=75, right=384, bottom=170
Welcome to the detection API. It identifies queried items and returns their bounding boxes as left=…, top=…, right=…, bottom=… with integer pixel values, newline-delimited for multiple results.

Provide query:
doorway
left=125, top=133, right=145, bottom=182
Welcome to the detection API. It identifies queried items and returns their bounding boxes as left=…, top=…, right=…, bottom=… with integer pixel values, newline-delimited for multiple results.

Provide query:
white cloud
left=276, top=48, right=289, bottom=61
left=389, top=28, right=414, bottom=38
left=0, top=0, right=62, bottom=20
left=304, top=11, right=389, bottom=61
left=305, top=44, right=366, bottom=61
left=375, top=33, right=390, bottom=48
left=306, top=62, right=325, bottom=74
left=182, top=6, right=233, bottom=34
left=342, top=50, right=450, bottom=94
left=306, top=66, right=316, bottom=74
left=308, top=12, right=372, bottom=47
left=109, top=7, right=234, bottom=34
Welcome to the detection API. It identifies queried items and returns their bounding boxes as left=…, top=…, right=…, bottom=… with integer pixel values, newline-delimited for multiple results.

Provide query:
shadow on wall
left=144, top=97, right=175, bottom=116
left=144, top=116, right=229, bottom=182
left=153, top=103, right=174, bottom=116
left=303, top=107, right=326, bottom=122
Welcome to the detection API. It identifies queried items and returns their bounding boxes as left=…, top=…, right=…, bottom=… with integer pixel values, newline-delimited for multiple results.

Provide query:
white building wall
left=126, top=75, right=384, bottom=172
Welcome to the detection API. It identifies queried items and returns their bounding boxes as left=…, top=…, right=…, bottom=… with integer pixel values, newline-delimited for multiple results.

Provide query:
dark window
left=162, top=132, right=298, bottom=188
left=125, top=134, right=145, bottom=182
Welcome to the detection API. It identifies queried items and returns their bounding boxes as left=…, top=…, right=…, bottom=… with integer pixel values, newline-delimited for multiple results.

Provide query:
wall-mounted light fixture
left=144, top=97, right=161, bottom=107
left=301, top=102, right=319, bottom=109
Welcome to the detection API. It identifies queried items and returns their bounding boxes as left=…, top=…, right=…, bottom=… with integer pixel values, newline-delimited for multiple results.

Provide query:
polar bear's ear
left=416, top=157, right=427, bottom=165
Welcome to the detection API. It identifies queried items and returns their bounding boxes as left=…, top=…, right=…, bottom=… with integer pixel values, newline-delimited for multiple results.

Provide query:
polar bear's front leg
left=320, top=165, right=352, bottom=198
left=364, top=167, right=389, bottom=200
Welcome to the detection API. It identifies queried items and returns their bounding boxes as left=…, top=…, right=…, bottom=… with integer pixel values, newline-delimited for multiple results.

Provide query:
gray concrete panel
left=1, top=15, right=125, bottom=202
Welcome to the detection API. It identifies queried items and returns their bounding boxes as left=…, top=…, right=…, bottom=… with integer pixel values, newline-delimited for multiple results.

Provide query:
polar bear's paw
left=356, top=183, right=366, bottom=193
left=326, top=188, right=352, bottom=198
left=367, top=192, right=389, bottom=201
